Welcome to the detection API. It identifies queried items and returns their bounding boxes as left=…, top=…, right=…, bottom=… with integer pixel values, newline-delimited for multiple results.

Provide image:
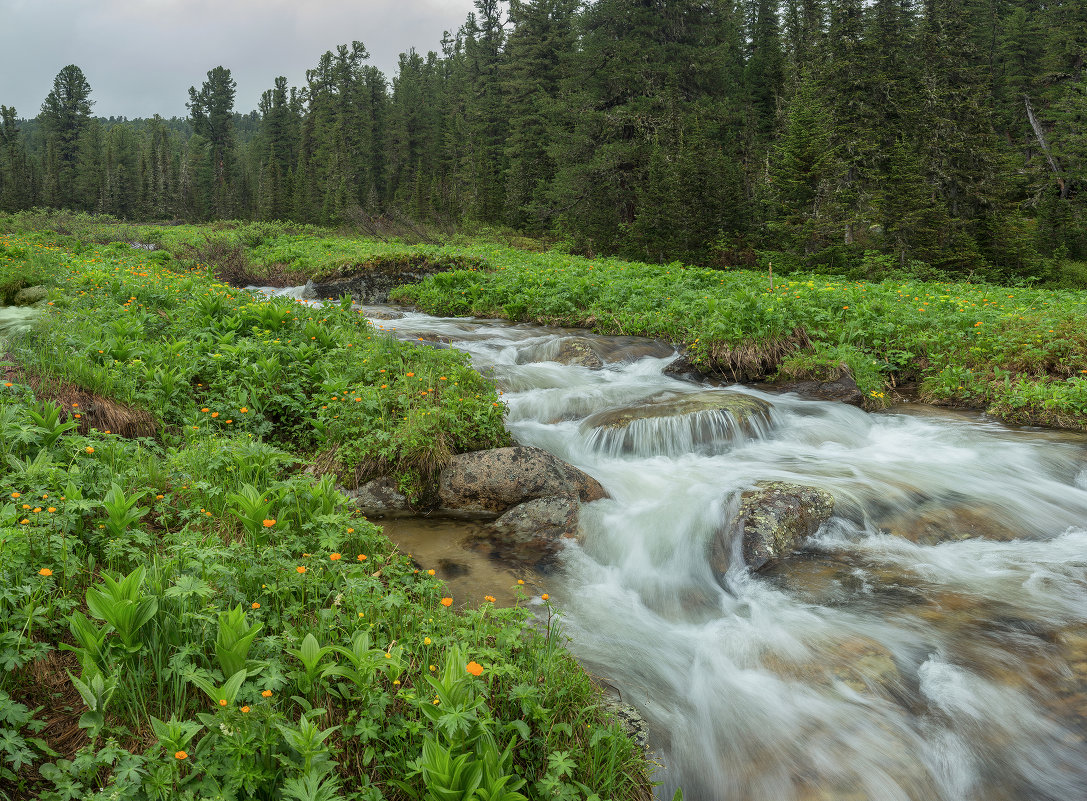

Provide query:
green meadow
left=0, top=221, right=650, bottom=801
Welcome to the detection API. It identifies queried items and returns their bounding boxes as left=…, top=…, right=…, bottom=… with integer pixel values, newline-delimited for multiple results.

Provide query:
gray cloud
left=0, top=0, right=477, bottom=119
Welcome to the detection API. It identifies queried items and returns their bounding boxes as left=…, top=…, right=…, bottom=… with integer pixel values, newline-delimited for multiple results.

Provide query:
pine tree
left=0, top=106, right=34, bottom=210
left=188, top=66, right=238, bottom=218
left=502, top=0, right=578, bottom=230
left=38, top=65, right=94, bottom=207
left=463, top=1, right=508, bottom=223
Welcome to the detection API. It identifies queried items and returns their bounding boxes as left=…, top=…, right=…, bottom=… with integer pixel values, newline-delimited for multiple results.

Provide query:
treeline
left=1, top=0, right=1085, bottom=281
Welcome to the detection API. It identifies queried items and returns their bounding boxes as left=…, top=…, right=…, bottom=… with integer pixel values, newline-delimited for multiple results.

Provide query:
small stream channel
left=262, top=287, right=1087, bottom=801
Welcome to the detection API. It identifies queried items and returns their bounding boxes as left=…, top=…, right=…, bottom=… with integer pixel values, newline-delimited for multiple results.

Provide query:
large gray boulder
left=438, top=445, right=606, bottom=517
left=712, top=481, right=835, bottom=573
left=482, top=496, right=580, bottom=565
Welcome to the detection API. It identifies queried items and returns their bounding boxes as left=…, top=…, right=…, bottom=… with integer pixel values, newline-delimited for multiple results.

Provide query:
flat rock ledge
left=712, top=481, right=835, bottom=573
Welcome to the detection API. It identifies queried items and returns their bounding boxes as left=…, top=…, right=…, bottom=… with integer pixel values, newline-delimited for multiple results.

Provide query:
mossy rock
left=13, top=286, right=49, bottom=306
left=583, top=390, right=771, bottom=431
left=712, top=481, right=835, bottom=573
left=553, top=338, right=603, bottom=369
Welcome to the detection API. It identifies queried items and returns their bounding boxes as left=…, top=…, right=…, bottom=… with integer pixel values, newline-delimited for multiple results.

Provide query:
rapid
left=268, top=288, right=1087, bottom=801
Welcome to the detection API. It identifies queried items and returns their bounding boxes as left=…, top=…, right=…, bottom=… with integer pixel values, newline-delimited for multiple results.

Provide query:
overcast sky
left=0, top=0, right=478, bottom=120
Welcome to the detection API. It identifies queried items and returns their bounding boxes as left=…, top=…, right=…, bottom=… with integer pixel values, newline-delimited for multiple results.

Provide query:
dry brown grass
left=180, top=238, right=309, bottom=288
left=6, top=359, right=159, bottom=438
left=21, top=650, right=88, bottom=763
left=703, top=326, right=813, bottom=381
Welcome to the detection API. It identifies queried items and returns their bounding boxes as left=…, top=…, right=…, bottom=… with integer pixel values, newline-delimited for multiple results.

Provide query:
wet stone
left=762, top=635, right=903, bottom=700
left=437, top=445, right=606, bottom=517
left=712, top=482, right=835, bottom=573
left=482, top=495, right=580, bottom=566
left=553, top=338, right=604, bottom=369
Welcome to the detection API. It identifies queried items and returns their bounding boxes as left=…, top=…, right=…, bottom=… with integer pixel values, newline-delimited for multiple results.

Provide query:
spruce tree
left=188, top=66, right=238, bottom=218
left=38, top=65, right=94, bottom=208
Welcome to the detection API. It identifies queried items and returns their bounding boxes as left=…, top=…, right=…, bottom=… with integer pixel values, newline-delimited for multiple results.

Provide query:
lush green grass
left=389, top=245, right=1087, bottom=429
left=0, top=229, right=650, bottom=800
left=6, top=211, right=1087, bottom=428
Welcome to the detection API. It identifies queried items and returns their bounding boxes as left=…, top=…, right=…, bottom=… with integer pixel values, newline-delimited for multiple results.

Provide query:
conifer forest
left=1, top=0, right=1085, bottom=283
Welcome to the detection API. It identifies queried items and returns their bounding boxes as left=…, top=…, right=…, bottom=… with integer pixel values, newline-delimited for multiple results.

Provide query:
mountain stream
left=262, top=288, right=1087, bottom=801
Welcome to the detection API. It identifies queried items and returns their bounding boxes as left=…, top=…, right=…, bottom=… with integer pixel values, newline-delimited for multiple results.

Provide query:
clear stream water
left=263, top=289, right=1087, bottom=801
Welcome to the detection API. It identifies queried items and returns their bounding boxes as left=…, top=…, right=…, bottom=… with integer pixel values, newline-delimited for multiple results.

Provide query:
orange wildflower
left=466, top=661, right=484, bottom=677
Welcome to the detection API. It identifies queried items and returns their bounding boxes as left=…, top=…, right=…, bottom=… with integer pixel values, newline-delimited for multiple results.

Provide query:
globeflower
left=466, top=661, right=484, bottom=677
left=440, top=597, right=453, bottom=607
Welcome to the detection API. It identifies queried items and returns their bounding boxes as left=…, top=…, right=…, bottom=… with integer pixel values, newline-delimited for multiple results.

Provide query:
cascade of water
left=258, top=290, right=1087, bottom=800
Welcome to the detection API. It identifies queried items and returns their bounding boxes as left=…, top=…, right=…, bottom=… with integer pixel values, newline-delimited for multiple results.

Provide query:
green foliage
left=386, top=232, right=1087, bottom=426
left=0, top=228, right=650, bottom=800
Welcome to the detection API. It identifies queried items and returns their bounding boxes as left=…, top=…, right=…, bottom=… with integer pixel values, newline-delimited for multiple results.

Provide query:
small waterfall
left=579, top=390, right=777, bottom=457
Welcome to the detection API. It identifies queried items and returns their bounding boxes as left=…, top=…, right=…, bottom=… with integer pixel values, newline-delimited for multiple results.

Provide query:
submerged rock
left=762, top=634, right=903, bottom=699
left=483, top=495, right=580, bottom=565
left=768, top=366, right=865, bottom=407
left=712, top=481, right=835, bottom=573
left=437, top=445, right=607, bottom=517
left=877, top=502, right=1023, bottom=545
left=581, top=390, right=774, bottom=457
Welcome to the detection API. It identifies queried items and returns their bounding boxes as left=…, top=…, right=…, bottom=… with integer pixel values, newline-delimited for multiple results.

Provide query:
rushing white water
left=256, top=289, right=1087, bottom=801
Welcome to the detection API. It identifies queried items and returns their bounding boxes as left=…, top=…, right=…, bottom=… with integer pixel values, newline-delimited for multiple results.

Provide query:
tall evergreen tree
left=188, top=66, right=238, bottom=218
left=502, top=0, right=578, bottom=230
left=0, top=107, right=34, bottom=210
left=38, top=65, right=94, bottom=207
